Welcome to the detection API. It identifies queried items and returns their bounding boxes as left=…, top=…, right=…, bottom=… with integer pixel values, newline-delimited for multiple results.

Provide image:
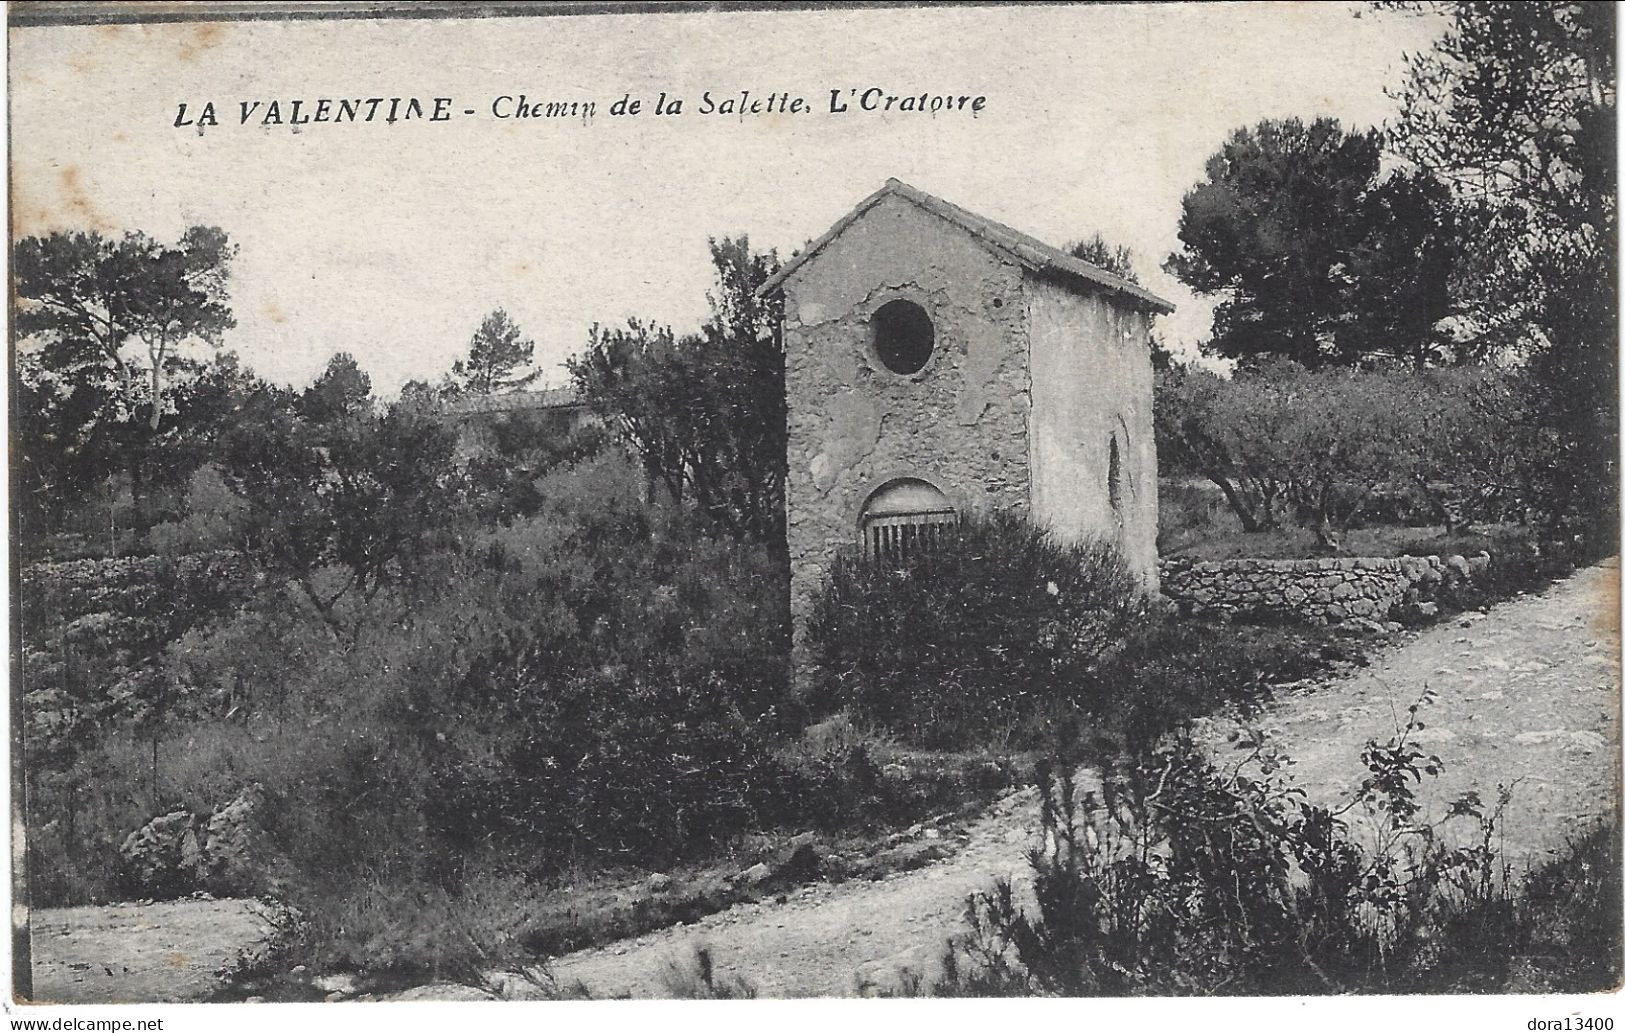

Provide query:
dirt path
left=543, top=559, right=1622, bottom=998
left=541, top=785, right=1047, bottom=998
left=27, top=560, right=1620, bottom=1002
left=28, top=898, right=280, bottom=1004
left=1196, top=558, right=1620, bottom=870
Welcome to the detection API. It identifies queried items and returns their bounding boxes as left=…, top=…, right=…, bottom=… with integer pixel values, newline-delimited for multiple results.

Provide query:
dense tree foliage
left=1166, top=117, right=1460, bottom=369
left=1155, top=359, right=1527, bottom=540
left=570, top=237, right=786, bottom=545
left=15, top=351, right=259, bottom=547
left=1066, top=233, right=1141, bottom=284
left=295, top=351, right=373, bottom=424
left=13, top=227, right=240, bottom=527
left=1385, top=0, right=1617, bottom=537
left=219, top=355, right=465, bottom=639
left=14, top=227, right=238, bottom=431
left=1337, top=170, right=1464, bottom=367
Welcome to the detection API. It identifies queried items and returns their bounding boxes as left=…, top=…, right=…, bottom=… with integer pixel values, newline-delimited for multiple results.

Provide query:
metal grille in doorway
left=862, top=511, right=957, bottom=562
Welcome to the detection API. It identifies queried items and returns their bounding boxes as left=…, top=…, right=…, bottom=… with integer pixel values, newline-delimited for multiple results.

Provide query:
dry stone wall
left=1159, top=553, right=1491, bottom=625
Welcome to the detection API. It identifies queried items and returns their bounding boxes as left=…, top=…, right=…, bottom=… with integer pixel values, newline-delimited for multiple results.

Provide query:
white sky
left=9, top=2, right=1443, bottom=395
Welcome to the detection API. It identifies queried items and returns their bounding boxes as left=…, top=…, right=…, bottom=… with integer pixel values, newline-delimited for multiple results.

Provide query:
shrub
left=142, top=465, right=248, bottom=555
left=292, top=868, right=550, bottom=989
left=1514, top=822, right=1624, bottom=992
left=658, top=948, right=757, bottom=999
left=1423, top=534, right=1579, bottom=614
left=806, top=510, right=1146, bottom=747
left=491, top=469, right=795, bottom=733
left=467, top=671, right=794, bottom=869
left=21, top=550, right=258, bottom=904
left=774, top=713, right=1016, bottom=831
left=773, top=715, right=889, bottom=828
left=929, top=703, right=1621, bottom=995
left=1082, top=619, right=1340, bottom=757
left=26, top=474, right=801, bottom=912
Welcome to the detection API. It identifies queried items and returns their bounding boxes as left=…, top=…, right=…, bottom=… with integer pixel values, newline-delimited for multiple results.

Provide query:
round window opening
left=871, top=299, right=935, bottom=375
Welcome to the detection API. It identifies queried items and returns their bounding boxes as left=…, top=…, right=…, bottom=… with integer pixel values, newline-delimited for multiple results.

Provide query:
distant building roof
left=757, top=178, right=1175, bottom=315
left=442, top=386, right=583, bottom=417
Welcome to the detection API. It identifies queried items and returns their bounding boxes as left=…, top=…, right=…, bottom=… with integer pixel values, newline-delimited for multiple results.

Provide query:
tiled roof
left=756, top=178, right=1174, bottom=315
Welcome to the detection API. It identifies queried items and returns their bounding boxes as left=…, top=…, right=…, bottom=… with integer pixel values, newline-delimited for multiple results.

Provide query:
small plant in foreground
left=929, top=698, right=1619, bottom=995
left=658, top=948, right=757, bottom=999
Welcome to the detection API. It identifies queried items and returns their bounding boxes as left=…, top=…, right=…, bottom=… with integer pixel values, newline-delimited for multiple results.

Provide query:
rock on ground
left=29, top=560, right=1620, bottom=1001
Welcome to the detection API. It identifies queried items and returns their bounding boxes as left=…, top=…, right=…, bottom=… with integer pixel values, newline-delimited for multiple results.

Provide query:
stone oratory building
left=756, top=179, right=1173, bottom=641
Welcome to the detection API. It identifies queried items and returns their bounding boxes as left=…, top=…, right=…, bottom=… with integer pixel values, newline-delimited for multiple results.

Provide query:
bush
left=774, top=713, right=1016, bottom=831
left=142, top=465, right=248, bottom=555
left=466, top=671, right=795, bottom=869
left=658, top=948, right=757, bottom=999
left=806, top=510, right=1146, bottom=747
left=203, top=499, right=793, bottom=875
left=1423, top=534, right=1579, bottom=613
left=21, top=551, right=257, bottom=904
left=1083, top=619, right=1342, bottom=757
left=27, top=449, right=867, bottom=992
left=928, top=704, right=1621, bottom=995
left=489, top=462, right=794, bottom=733
left=773, top=715, right=889, bottom=828
left=292, top=868, right=550, bottom=989
left=25, top=461, right=801, bottom=906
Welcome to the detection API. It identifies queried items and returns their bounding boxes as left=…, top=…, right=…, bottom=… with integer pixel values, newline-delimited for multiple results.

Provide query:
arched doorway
left=859, top=478, right=956, bottom=560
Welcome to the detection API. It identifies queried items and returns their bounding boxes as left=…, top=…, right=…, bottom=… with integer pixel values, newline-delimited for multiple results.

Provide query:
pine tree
left=447, top=309, right=541, bottom=396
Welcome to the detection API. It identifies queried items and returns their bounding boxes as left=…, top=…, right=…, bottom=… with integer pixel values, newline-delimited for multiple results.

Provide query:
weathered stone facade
left=760, top=180, right=1172, bottom=654
left=1159, top=552, right=1492, bottom=625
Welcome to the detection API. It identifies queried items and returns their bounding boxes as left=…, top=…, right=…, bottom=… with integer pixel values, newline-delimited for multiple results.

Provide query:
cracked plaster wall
left=781, top=193, right=1031, bottom=649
